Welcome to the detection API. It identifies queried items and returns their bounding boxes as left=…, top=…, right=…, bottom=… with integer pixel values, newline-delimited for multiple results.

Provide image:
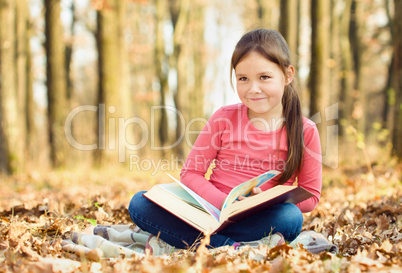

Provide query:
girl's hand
left=237, top=187, right=262, bottom=201
left=221, top=187, right=263, bottom=210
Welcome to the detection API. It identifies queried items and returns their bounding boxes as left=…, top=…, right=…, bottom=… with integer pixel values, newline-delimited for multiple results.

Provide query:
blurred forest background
left=0, top=0, right=401, bottom=175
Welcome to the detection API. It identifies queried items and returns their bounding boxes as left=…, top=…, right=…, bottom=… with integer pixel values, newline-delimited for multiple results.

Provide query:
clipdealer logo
left=64, top=103, right=339, bottom=169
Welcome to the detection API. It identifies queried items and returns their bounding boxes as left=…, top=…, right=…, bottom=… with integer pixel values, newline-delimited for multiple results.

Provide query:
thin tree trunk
left=296, top=0, right=301, bottom=75
left=382, top=0, right=394, bottom=129
left=65, top=1, right=76, bottom=101
left=349, top=0, right=365, bottom=132
left=116, top=0, right=130, bottom=120
left=16, top=0, right=30, bottom=169
left=94, top=0, right=121, bottom=166
left=279, top=0, right=300, bottom=100
left=0, top=0, right=21, bottom=173
left=26, top=37, right=36, bottom=164
left=155, top=0, right=169, bottom=155
left=169, top=0, right=190, bottom=159
left=382, top=55, right=394, bottom=127
left=309, top=0, right=330, bottom=140
left=339, top=0, right=354, bottom=135
left=392, top=0, right=402, bottom=160
left=116, top=0, right=134, bottom=158
left=329, top=0, right=340, bottom=107
left=279, top=0, right=298, bottom=64
left=45, top=0, right=68, bottom=168
left=256, top=0, right=279, bottom=29
left=188, top=0, right=206, bottom=147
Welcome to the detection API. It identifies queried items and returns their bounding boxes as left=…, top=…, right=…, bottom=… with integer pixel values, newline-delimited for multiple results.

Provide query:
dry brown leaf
left=8, top=222, right=28, bottom=241
left=380, top=240, right=393, bottom=252
left=28, top=258, right=81, bottom=273
left=87, top=248, right=103, bottom=262
left=268, top=257, right=288, bottom=273
left=375, top=215, right=390, bottom=231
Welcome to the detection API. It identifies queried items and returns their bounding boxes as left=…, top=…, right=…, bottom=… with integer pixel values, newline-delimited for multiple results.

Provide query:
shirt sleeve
left=295, top=121, right=322, bottom=212
left=180, top=108, right=228, bottom=209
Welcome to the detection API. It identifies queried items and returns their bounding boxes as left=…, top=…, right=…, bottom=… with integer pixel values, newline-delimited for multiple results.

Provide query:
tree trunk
left=16, top=0, right=30, bottom=169
left=0, top=0, right=22, bottom=174
left=94, top=0, right=122, bottom=166
left=382, top=0, right=394, bottom=129
left=309, top=0, right=330, bottom=140
left=187, top=0, right=206, bottom=147
left=155, top=0, right=169, bottom=156
left=26, top=36, right=36, bottom=164
left=169, top=0, right=190, bottom=159
left=279, top=0, right=301, bottom=101
left=329, top=0, right=340, bottom=111
left=116, top=0, right=130, bottom=121
left=116, top=0, right=134, bottom=161
left=392, top=0, right=402, bottom=160
left=256, top=0, right=279, bottom=29
left=65, top=1, right=76, bottom=102
left=349, top=0, right=365, bottom=132
left=45, top=0, right=68, bottom=168
left=279, top=0, right=299, bottom=64
left=339, top=0, right=354, bottom=135
left=382, top=54, right=394, bottom=128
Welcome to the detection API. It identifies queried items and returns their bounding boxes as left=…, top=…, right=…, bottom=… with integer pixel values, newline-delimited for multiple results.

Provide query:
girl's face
left=235, top=51, right=294, bottom=127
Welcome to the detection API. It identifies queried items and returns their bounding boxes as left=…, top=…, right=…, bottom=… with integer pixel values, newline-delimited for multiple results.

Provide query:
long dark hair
left=230, top=29, right=304, bottom=183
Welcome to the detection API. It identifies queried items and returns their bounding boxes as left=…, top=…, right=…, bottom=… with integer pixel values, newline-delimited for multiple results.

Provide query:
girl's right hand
left=238, top=187, right=262, bottom=201
left=221, top=187, right=263, bottom=210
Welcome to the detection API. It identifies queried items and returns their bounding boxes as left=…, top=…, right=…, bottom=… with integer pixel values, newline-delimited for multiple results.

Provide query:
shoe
left=145, top=234, right=178, bottom=256
left=233, top=232, right=285, bottom=250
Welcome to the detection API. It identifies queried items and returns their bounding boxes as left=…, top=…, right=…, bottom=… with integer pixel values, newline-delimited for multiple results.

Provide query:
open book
left=143, top=170, right=314, bottom=234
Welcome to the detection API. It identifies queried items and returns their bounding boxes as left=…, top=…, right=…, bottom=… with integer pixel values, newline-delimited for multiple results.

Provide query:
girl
left=128, top=29, right=322, bottom=255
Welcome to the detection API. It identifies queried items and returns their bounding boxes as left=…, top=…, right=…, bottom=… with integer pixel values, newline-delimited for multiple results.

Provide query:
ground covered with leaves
left=0, top=164, right=401, bottom=272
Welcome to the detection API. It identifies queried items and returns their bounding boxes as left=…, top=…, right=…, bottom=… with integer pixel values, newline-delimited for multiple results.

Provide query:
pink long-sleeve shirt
left=180, top=103, right=322, bottom=213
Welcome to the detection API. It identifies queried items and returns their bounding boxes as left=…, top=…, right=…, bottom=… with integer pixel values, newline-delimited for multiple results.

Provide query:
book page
left=221, top=170, right=280, bottom=210
left=166, top=173, right=221, bottom=222
left=220, top=185, right=313, bottom=224
left=158, top=183, right=206, bottom=212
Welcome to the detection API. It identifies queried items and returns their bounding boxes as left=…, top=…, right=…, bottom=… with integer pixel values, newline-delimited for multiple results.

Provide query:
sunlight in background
left=203, top=3, right=243, bottom=113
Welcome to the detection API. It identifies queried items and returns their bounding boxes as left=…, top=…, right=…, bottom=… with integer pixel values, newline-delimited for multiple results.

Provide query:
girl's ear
left=285, top=65, right=295, bottom=85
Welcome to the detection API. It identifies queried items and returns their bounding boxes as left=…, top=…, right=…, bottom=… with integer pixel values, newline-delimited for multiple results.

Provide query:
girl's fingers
left=237, top=187, right=263, bottom=203
left=251, top=187, right=262, bottom=195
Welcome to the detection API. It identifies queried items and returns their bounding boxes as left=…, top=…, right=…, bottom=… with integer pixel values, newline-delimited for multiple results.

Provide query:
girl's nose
left=249, top=82, right=262, bottom=93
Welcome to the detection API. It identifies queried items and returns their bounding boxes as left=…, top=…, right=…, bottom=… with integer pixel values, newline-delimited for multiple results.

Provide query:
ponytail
left=278, top=83, right=304, bottom=184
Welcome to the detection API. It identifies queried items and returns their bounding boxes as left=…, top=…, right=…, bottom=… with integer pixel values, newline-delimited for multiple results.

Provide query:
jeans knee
left=128, top=191, right=147, bottom=220
left=282, top=203, right=303, bottom=228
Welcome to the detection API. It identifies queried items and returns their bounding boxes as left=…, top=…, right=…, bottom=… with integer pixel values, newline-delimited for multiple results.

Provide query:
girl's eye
left=238, top=77, right=247, bottom=81
left=260, top=75, right=270, bottom=80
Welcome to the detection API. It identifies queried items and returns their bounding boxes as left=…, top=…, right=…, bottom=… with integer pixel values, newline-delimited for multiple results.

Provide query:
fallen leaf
left=380, top=240, right=393, bottom=252
left=28, top=258, right=81, bottom=273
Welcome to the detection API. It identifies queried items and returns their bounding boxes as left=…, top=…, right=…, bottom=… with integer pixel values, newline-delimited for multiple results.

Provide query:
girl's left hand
left=237, top=187, right=262, bottom=201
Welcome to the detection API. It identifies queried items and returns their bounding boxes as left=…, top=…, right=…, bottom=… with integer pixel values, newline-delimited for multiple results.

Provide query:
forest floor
left=0, top=160, right=401, bottom=272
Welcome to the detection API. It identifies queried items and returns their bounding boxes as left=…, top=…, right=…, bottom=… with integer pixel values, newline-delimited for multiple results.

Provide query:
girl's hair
left=230, top=29, right=304, bottom=184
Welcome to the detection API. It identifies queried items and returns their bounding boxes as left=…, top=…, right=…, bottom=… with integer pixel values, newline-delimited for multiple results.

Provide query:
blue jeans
left=128, top=191, right=303, bottom=249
